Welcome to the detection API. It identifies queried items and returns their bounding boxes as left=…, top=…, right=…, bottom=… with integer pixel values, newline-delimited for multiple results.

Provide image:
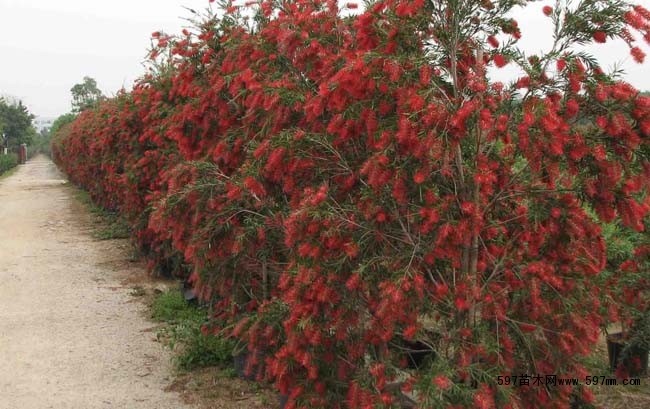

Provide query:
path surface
left=0, top=156, right=191, bottom=409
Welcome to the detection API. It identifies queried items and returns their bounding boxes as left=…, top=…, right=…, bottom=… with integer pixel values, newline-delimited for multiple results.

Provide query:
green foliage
left=0, top=98, right=35, bottom=149
left=153, top=290, right=235, bottom=371
left=71, top=77, right=104, bottom=113
left=50, top=113, right=77, bottom=136
left=30, top=129, right=52, bottom=156
left=33, top=113, right=76, bottom=157
left=601, top=220, right=642, bottom=266
left=0, top=154, right=18, bottom=175
left=151, top=289, right=199, bottom=323
left=93, top=218, right=131, bottom=240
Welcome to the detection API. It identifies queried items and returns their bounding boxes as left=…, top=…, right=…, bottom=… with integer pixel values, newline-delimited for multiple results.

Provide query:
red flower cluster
left=51, top=1, right=650, bottom=408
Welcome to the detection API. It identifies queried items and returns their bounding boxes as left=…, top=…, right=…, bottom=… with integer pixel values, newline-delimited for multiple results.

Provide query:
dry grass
left=166, top=367, right=281, bottom=409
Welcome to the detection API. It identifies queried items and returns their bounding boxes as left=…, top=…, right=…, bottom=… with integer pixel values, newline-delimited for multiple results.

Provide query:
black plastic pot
left=180, top=280, right=198, bottom=304
left=607, top=332, right=649, bottom=376
left=405, top=340, right=435, bottom=369
left=390, top=338, right=436, bottom=369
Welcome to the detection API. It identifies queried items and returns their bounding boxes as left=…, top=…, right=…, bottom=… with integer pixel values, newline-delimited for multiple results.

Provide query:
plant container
left=606, top=332, right=648, bottom=376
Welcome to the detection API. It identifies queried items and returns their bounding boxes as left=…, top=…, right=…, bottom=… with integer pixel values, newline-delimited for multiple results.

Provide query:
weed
left=151, top=289, right=198, bottom=323
left=152, top=289, right=235, bottom=371
left=93, top=215, right=130, bottom=240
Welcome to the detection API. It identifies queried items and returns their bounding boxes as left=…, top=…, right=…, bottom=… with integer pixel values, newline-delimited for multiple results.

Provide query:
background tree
left=37, top=113, right=77, bottom=157
left=50, top=113, right=77, bottom=136
left=0, top=98, right=35, bottom=150
left=70, top=76, right=104, bottom=113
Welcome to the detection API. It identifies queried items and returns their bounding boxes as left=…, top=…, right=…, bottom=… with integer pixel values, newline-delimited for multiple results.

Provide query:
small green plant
left=152, top=289, right=235, bottom=371
left=151, top=289, right=198, bottom=323
left=93, top=215, right=130, bottom=240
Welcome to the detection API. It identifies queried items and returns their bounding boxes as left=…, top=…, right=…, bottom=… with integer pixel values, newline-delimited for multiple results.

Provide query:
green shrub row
left=0, top=154, right=18, bottom=176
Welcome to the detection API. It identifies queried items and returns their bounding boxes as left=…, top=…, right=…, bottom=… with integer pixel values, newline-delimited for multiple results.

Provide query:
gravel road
left=0, top=156, right=192, bottom=409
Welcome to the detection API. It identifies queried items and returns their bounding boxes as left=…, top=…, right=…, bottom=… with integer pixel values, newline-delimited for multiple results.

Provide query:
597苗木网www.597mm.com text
left=497, top=375, right=642, bottom=387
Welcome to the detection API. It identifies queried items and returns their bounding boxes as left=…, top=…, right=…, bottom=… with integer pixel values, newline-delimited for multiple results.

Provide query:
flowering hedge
left=53, top=1, right=650, bottom=408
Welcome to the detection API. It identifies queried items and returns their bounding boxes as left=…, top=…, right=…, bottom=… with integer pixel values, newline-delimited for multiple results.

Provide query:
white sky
left=0, top=0, right=649, bottom=118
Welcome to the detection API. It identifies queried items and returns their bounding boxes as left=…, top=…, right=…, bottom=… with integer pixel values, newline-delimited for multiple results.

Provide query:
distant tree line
left=0, top=98, right=35, bottom=151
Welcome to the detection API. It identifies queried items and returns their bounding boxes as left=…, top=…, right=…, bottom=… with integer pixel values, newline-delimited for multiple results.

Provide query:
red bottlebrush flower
left=419, top=65, right=432, bottom=85
left=625, top=11, right=645, bottom=30
left=455, top=297, right=470, bottom=311
left=413, top=170, right=426, bottom=184
left=243, top=176, right=266, bottom=197
left=566, top=99, right=579, bottom=117
left=516, top=76, right=531, bottom=89
left=635, top=5, right=650, bottom=20
left=523, top=111, right=535, bottom=126
left=631, top=47, right=646, bottom=63
left=487, top=35, right=499, bottom=48
left=403, top=325, right=418, bottom=340
left=409, top=94, right=426, bottom=111
left=520, top=323, right=537, bottom=332
left=493, top=54, right=508, bottom=68
left=345, top=273, right=361, bottom=291
left=434, top=283, right=449, bottom=298
left=459, top=328, right=472, bottom=337
left=543, top=6, right=553, bottom=16
left=474, top=384, right=496, bottom=409
left=593, top=31, right=607, bottom=43
left=387, top=62, right=402, bottom=82
left=343, top=242, right=359, bottom=258
left=460, top=202, right=475, bottom=214
left=551, top=208, right=562, bottom=218
left=346, top=2, right=358, bottom=9
left=556, top=58, right=567, bottom=71
left=433, top=375, right=452, bottom=390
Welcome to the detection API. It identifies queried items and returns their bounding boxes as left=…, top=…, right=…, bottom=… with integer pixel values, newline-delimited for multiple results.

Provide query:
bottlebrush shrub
left=52, top=0, right=650, bottom=408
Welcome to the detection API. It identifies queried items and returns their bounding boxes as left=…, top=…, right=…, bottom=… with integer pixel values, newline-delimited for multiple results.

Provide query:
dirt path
left=0, top=156, right=192, bottom=409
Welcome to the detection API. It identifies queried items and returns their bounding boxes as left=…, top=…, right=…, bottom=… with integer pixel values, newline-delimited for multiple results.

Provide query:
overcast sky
left=0, top=0, right=648, bottom=118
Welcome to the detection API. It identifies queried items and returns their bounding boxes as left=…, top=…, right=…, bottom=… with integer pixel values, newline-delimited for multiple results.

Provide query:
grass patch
left=151, top=289, right=200, bottom=323
left=152, top=289, right=235, bottom=371
left=0, top=164, right=19, bottom=180
left=93, top=216, right=131, bottom=240
left=0, top=155, right=19, bottom=180
left=0, top=154, right=18, bottom=177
